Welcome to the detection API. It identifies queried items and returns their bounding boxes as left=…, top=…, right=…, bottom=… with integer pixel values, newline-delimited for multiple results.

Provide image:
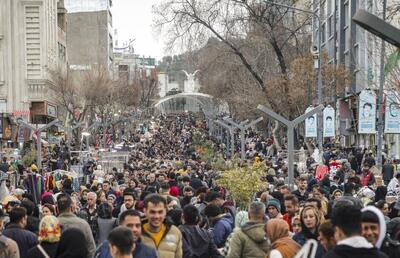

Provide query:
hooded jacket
left=323, top=236, right=388, bottom=258
left=212, top=213, right=234, bottom=248
left=226, top=222, right=270, bottom=258
left=179, top=224, right=222, bottom=258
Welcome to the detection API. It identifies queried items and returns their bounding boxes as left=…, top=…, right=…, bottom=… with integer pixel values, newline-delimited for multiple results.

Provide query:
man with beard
left=96, top=210, right=157, bottom=258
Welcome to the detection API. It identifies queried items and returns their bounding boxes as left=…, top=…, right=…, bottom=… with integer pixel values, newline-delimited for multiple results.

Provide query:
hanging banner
left=358, top=89, right=376, bottom=134
left=323, top=105, right=335, bottom=138
left=305, top=106, right=317, bottom=138
left=385, top=90, right=400, bottom=133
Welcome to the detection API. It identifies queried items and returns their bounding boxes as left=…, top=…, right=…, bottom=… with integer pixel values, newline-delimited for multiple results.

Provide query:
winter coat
left=57, top=212, right=96, bottom=258
left=226, top=222, right=270, bottom=258
left=95, top=238, right=158, bottom=258
left=179, top=224, right=222, bottom=258
left=27, top=242, right=58, bottom=258
left=142, top=222, right=183, bottom=258
left=211, top=213, right=234, bottom=248
left=97, top=217, right=117, bottom=244
left=3, top=223, right=38, bottom=258
left=323, top=236, right=388, bottom=258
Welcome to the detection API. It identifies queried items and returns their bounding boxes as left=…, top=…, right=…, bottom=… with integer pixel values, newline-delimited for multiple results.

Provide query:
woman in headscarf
left=266, top=219, right=300, bottom=258
left=27, top=215, right=61, bottom=258
left=55, top=228, right=89, bottom=258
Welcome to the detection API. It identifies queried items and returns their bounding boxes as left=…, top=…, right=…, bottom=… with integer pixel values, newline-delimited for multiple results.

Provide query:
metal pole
left=316, top=4, right=323, bottom=150
left=36, top=131, right=41, bottom=170
left=240, top=130, right=245, bottom=161
left=230, top=129, right=235, bottom=158
left=258, top=104, right=324, bottom=191
left=376, top=0, right=387, bottom=170
left=287, top=125, right=295, bottom=190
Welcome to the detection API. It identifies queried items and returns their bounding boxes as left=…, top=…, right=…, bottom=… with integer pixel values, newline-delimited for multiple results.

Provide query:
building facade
left=0, top=0, right=67, bottom=142
left=313, top=0, right=400, bottom=156
left=65, top=0, right=114, bottom=72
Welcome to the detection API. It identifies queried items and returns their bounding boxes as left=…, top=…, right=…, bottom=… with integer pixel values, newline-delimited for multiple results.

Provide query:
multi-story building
left=0, top=0, right=67, bottom=144
left=313, top=0, right=399, bottom=156
left=65, top=0, right=114, bottom=73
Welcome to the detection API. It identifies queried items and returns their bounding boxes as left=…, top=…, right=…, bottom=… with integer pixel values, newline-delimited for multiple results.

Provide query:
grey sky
left=111, top=0, right=165, bottom=60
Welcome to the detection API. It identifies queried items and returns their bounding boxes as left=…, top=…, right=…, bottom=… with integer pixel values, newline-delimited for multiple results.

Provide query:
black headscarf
left=55, top=228, right=88, bottom=258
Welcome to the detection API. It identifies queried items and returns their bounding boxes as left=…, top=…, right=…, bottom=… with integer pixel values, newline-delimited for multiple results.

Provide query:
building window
left=327, top=16, right=332, bottom=37
left=353, top=44, right=359, bottom=69
left=344, top=3, right=349, bottom=27
left=321, top=23, right=326, bottom=43
left=58, top=43, right=66, bottom=61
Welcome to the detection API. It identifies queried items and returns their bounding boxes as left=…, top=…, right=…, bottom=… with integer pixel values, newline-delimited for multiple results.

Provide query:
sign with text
left=385, top=90, right=400, bottom=133
left=358, top=90, right=376, bottom=134
left=323, top=105, right=335, bottom=138
left=305, top=106, right=317, bottom=138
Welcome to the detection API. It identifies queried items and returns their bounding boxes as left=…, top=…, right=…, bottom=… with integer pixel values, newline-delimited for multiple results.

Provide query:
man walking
left=57, top=193, right=96, bottom=258
left=226, top=202, right=270, bottom=258
left=96, top=209, right=157, bottom=258
left=141, top=194, right=182, bottom=258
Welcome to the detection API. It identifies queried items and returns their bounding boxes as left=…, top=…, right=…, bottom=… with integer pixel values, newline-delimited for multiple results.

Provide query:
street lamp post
left=258, top=105, right=324, bottom=191
left=16, top=118, right=61, bottom=170
left=223, top=117, right=264, bottom=161
left=264, top=0, right=323, bottom=149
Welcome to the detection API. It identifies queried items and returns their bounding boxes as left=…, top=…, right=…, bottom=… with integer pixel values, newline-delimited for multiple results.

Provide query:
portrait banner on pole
left=305, top=106, right=317, bottom=138
left=358, top=89, right=376, bottom=134
left=385, top=90, right=400, bottom=133
left=323, top=105, right=335, bottom=138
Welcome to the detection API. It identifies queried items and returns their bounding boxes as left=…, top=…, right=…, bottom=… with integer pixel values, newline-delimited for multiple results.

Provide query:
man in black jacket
left=323, top=205, right=388, bottom=258
left=180, top=204, right=222, bottom=258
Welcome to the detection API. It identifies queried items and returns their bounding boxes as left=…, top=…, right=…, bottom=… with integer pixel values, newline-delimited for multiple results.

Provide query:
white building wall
left=64, top=0, right=110, bottom=13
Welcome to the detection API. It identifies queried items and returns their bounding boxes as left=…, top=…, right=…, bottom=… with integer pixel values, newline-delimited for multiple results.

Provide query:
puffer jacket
left=142, top=221, right=182, bottom=258
left=226, top=222, right=270, bottom=258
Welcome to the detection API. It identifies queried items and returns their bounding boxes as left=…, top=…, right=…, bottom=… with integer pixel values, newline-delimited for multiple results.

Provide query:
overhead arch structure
left=154, top=92, right=229, bottom=136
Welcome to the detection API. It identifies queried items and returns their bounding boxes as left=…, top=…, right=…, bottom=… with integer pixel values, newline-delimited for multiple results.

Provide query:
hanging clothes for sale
left=23, top=173, right=45, bottom=204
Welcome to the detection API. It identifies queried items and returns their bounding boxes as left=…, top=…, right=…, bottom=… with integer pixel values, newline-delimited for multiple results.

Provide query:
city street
left=0, top=1, right=399, bottom=258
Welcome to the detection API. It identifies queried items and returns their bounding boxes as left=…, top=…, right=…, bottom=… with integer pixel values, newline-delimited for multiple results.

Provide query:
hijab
left=38, top=215, right=61, bottom=243
left=266, top=219, right=301, bottom=258
left=55, top=228, right=88, bottom=258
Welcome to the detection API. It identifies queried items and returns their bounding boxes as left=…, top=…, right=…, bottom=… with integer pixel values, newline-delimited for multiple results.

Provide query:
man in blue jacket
left=204, top=204, right=234, bottom=248
left=96, top=209, right=157, bottom=258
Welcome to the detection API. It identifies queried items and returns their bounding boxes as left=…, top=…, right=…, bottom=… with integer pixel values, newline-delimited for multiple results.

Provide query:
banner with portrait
left=323, top=105, right=335, bottom=138
left=305, top=106, right=317, bottom=138
left=358, top=90, right=376, bottom=134
left=385, top=90, right=400, bottom=133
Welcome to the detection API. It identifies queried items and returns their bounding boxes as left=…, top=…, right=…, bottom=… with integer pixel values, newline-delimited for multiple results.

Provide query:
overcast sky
left=111, top=0, right=165, bottom=60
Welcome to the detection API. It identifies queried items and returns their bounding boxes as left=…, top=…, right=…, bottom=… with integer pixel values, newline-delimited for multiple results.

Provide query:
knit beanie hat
left=267, top=198, right=281, bottom=213
left=39, top=215, right=61, bottom=243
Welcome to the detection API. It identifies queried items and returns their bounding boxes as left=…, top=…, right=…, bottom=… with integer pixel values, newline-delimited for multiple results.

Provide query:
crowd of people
left=0, top=114, right=399, bottom=258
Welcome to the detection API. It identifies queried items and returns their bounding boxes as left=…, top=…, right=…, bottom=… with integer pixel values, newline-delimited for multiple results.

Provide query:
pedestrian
left=27, top=215, right=61, bottom=258
left=282, top=195, right=299, bottom=231
left=41, top=203, right=55, bottom=217
left=180, top=204, right=222, bottom=258
left=0, top=208, right=19, bottom=258
left=80, top=191, right=99, bottom=241
left=96, top=209, right=157, bottom=258
left=3, top=207, right=38, bottom=258
left=292, top=205, right=325, bottom=258
left=108, top=226, right=135, bottom=258
left=324, top=205, right=388, bottom=258
left=142, top=194, right=182, bottom=258
left=56, top=193, right=96, bottom=258
left=318, top=220, right=336, bottom=252
left=55, top=227, right=89, bottom=258
left=267, top=198, right=283, bottom=219
left=226, top=202, right=269, bottom=258
left=204, top=203, right=234, bottom=248
left=97, top=202, right=117, bottom=244
left=265, top=219, right=300, bottom=258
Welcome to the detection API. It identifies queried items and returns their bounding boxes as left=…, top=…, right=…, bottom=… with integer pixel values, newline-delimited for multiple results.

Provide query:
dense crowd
left=0, top=114, right=399, bottom=258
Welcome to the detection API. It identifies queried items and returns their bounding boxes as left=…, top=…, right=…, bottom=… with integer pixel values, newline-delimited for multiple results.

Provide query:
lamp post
left=223, top=117, right=264, bottom=161
left=264, top=0, right=323, bottom=149
left=258, top=105, right=324, bottom=191
left=16, top=118, right=61, bottom=170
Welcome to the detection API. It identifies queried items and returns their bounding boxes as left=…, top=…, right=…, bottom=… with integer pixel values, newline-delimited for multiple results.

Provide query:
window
left=344, top=3, right=349, bottom=27
left=321, top=23, right=326, bottom=43
left=58, top=43, right=66, bottom=61
left=353, top=44, right=359, bottom=69
left=327, top=16, right=332, bottom=37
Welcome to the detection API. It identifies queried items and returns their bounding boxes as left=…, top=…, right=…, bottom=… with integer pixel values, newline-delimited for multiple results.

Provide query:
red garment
left=316, top=165, right=329, bottom=181
left=361, top=171, right=374, bottom=186
left=169, top=185, right=179, bottom=197
left=282, top=213, right=293, bottom=232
